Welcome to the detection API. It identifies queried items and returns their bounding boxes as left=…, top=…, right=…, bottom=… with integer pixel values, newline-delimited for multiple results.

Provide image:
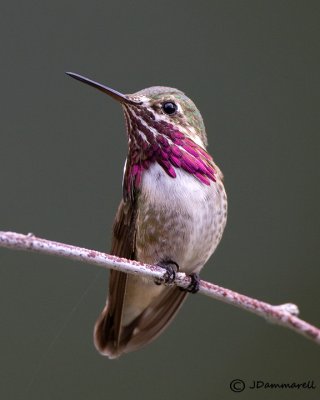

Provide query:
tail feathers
left=93, top=287, right=188, bottom=359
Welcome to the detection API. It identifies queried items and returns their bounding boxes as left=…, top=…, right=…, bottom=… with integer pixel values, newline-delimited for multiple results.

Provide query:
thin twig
left=0, top=231, right=319, bottom=345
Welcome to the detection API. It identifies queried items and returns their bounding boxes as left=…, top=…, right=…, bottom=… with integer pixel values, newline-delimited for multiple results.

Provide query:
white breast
left=136, top=163, right=227, bottom=274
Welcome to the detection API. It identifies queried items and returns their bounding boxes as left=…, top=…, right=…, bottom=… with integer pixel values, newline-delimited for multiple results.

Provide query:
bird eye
left=162, top=101, right=178, bottom=115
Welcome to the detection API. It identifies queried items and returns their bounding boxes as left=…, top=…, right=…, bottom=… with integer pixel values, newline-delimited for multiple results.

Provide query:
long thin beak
left=65, top=72, right=141, bottom=106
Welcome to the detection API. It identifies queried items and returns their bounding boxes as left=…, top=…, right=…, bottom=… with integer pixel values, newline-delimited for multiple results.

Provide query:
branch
left=0, top=231, right=319, bottom=345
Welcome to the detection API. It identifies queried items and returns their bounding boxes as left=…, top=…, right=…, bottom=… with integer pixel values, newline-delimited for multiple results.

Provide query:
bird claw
left=179, top=272, right=200, bottom=293
left=154, top=260, right=179, bottom=286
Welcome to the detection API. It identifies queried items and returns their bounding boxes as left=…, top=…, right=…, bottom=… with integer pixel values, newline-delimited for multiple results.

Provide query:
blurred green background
left=0, top=1, right=319, bottom=399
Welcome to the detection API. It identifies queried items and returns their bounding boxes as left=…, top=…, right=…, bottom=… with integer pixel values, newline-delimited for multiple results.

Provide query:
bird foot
left=154, top=260, right=179, bottom=286
left=180, top=273, right=200, bottom=293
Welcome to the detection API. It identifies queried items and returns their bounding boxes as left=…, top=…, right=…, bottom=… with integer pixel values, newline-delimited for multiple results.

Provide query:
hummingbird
left=66, top=72, right=228, bottom=359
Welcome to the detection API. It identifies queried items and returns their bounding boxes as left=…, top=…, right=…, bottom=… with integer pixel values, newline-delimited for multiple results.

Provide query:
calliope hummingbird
left=66, top=72, right=228, bottom=358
